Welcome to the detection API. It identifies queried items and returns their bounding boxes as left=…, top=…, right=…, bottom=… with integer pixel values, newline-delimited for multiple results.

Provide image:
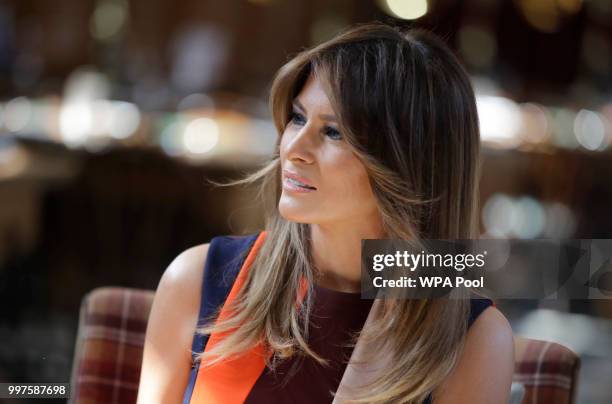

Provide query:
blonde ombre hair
left=195, top=21, right=481, bottom=404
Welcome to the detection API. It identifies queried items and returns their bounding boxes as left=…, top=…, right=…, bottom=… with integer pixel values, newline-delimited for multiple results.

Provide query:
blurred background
left=0, top=0, right=611, bottom=402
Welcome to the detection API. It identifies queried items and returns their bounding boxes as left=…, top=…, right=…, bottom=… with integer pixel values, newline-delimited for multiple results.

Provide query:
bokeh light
left=183, top=117, right=220, bottom=155
left=476, top=96, right=522, bottom=148
left=379, top=0, right=428, bottom=20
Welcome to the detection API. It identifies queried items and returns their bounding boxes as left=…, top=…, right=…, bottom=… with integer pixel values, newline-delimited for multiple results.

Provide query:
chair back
left=69, top=287, right=155, bottom=404
left=513, top=336, right=581, bottom=404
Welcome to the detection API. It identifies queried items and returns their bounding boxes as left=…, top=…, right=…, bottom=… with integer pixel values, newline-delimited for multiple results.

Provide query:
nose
left=283, top=123, right=316, bottom=164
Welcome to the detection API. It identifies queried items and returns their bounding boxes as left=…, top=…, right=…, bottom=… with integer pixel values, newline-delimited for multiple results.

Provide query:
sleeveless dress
left=182, top=231, right=494, bottom=404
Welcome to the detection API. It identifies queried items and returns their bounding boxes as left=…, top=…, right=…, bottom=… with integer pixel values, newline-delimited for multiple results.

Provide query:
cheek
left=324, top=152, right=374, bottom=204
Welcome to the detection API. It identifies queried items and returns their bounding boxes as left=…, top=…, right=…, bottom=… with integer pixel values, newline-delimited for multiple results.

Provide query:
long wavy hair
left=195, top=21, right=481, bottom=404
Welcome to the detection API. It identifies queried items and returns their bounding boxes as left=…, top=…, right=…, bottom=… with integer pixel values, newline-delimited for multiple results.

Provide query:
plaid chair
left=69, top=287, right=155, bottom=404
left=513, top=336, right=581, bottom=404
left=69, top=287, right=581, bottom=404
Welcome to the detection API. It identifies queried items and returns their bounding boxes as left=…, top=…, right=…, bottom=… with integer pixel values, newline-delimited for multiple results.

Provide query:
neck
left=310, top=218, right=386, bottom=293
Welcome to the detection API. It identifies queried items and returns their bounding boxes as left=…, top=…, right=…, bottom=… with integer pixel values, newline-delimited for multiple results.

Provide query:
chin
left=278, top=203, right=314, bottom=224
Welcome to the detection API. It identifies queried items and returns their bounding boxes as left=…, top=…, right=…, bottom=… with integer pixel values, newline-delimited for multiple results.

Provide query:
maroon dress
left=245, top=283, right=374, bottom=403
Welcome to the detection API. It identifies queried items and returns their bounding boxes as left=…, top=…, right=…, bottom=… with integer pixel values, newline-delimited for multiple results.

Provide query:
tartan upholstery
left=69, top=287, right=580, bottom=404
left=69, top=287, right=155, bottom=404
left=513, top=336, right=580, bottom=404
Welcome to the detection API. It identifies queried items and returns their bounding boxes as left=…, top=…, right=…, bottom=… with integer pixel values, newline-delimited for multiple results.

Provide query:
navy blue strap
left=182, top=232, right=261, bottom=404
left=468, top=298, right=494, bottom=328
left=192, top=233, right=261, bottom=357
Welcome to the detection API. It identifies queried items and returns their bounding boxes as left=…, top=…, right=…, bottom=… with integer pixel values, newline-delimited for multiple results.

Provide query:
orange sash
left=189, top=230, right=309, bottom=403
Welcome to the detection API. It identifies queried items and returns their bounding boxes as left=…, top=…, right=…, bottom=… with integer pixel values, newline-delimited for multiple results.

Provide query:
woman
left=137, top=21, right=514, bottom=404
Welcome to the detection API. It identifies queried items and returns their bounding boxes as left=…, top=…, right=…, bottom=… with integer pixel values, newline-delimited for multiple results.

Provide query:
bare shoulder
left=136, top=243, right=210, bottom=403
left=150, top=242, right=211, bottom=336
left=149, top=242, right=211, bottom=343
left=158, top=243, right=210, bottom=295
left=432, top=306, right=515, bottom=404
left=467, top=305, right=514, bottom=350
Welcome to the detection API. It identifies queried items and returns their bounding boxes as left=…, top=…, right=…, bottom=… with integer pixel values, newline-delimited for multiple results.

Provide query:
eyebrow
left=292, top=99, right=337, bottom=122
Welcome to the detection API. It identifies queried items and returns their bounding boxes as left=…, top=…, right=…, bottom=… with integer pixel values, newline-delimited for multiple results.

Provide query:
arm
left=432, top=306, right=515, bottom=404
left=136, top=243, right=210, bottom=404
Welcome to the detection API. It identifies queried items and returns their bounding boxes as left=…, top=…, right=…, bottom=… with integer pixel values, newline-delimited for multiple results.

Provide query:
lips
left=283, top=170, right=317, bottom=190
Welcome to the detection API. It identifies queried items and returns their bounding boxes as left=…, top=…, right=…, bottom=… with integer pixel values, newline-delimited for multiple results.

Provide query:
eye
left=289, top=110, right=306, bottom=125
left=289, top=108, right=343, bottom=141
left=324, top=126, right=343, bottom=141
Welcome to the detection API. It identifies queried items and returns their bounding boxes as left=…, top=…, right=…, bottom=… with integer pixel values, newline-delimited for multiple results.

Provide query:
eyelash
left=289, top=110, right=343, bottom=141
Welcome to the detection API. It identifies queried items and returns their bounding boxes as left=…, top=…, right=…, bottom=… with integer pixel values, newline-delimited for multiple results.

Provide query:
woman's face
left=278, top=73, right=380, bottom=227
